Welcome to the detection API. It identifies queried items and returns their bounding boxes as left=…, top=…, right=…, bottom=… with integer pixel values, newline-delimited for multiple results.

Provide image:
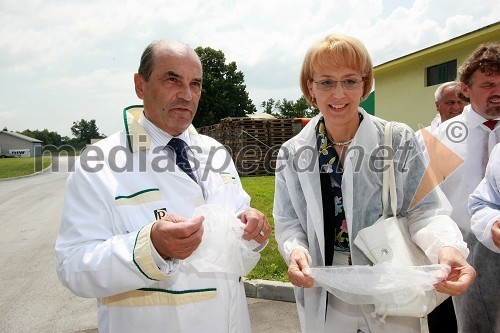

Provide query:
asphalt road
left=0, top=157, right=300, bottom=333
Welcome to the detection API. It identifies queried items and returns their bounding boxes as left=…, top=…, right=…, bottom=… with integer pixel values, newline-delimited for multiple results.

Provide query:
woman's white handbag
left=353, top=122, right=449, bottom=319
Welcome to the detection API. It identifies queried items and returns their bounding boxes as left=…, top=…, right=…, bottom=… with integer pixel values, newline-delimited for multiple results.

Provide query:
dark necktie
left=166, top=138, right=197, bottom=183
left=483, top=119, right=498, bottom=130
left=480, top=120, right=498, bottom=174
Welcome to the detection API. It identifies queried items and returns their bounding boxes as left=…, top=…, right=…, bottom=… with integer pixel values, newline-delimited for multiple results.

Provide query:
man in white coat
left=469, top=142, right=500, bottom=255
left=428, top=43, right=500, bottom=333
left=55, top=40, right=271, bottom=333
left=415, top=81, right=467, bottom=152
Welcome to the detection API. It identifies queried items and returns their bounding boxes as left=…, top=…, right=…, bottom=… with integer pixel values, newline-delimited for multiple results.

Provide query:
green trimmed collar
left=122, top=105, right=199, bottom=153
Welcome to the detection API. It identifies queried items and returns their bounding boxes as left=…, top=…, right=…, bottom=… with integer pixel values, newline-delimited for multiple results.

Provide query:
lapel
left=189, top=132, right=215, bottom=196
left=294, top=116, right=326, bottom=263
left=341, top=109, right=380, bottom=237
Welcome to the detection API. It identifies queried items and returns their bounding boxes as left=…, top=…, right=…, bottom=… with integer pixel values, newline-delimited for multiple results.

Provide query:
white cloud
left=0, top=104, right=17, bottom=127
left=0, top=0, right=498, bottom=136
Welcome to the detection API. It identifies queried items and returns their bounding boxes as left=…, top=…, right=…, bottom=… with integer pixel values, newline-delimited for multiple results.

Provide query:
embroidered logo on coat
left=154, top=208, right=167, bottom=220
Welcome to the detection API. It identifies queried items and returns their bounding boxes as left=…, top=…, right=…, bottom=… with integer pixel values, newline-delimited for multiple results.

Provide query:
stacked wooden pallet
left=222, top=117, right=269, bottom=176
left=267, top=119, right=295, bottom=146
left=198, top=117, right=304, bottom=176
left=264, top=119, right=298, bottom=174
left=197, top=123, right=224, bottom=143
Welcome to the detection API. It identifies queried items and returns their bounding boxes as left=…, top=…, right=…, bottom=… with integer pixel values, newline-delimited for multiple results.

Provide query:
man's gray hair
left=137, top=40, right=198, bottom=82
left=434, top=81, right=459, bottom=102
left=137, top=41, right=158, bottom=82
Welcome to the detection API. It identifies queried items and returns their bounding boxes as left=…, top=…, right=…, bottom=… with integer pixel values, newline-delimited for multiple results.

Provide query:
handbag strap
left=382, top=122, right=398, bottom=217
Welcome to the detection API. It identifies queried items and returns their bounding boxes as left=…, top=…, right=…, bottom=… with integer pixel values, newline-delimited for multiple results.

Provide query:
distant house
left=373, top=21, right=500, bottom=131
left=0, top=131, right=42, bottom=157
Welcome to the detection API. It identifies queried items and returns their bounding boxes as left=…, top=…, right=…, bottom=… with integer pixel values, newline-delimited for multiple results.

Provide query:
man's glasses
left=311, top=78, right=364, bottom=91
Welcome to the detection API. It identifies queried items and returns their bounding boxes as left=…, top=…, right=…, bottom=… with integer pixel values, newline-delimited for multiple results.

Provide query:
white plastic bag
left=183, top=204, right=261, bottom=275
left=305, top=264, right=450, bottom=320
left=353, top=213, right=451, bottom=316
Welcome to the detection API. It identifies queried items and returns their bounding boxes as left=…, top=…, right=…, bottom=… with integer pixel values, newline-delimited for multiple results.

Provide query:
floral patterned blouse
left=316, top=117, right=350, bottom=265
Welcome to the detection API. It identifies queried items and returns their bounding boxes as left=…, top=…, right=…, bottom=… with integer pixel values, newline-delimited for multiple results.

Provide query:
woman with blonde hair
left=273, top=34, right=475, bottom=332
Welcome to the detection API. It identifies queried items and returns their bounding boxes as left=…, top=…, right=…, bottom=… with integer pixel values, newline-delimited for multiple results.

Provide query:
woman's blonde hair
left=300, top=34, right=374, bottom=108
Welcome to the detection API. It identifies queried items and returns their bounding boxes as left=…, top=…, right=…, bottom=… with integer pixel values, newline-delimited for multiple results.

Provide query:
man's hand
left=150, top=214, right=204, bottom=260
left=434, top=246, right=476, bottom=296
left=492, top=220, right=500, bottom=249
left=288, top=249, right=314, bottom=288
left=237, top=208, right=271, bottom=244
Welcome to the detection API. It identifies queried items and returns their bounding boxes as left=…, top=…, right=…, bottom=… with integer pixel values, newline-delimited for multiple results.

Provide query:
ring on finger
left=259, top=230, right=265, bottom=237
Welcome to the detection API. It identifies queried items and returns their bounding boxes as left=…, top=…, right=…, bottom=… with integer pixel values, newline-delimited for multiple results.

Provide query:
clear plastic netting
left=304, top=264, right=450, bottom=308
left=183, top=204, right=261, bottom=275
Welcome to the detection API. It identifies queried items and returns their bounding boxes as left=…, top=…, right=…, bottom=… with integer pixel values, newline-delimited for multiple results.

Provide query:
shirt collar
left=430, top=114, right=442, bottom=132
left=138, top=112, right=192, bottom=148
left=463, top=104, right=500, bottom=128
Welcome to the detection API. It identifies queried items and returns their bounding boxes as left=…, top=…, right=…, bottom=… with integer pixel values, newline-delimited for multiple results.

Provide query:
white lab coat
left=56, top=106, right=252, bottom=333
left=469, top=142, right=500, bottom=254
left=430, top=105, right=500, bottom=332
left=274, top=108, right=468, bottom=333
left=414, top=114, right=441, bottom=154
left=431, top=105, right=500, bottom=232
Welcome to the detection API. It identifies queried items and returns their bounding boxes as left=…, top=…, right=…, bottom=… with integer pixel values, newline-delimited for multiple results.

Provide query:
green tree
left=261, top=98, right=276, bottom=115
left=20, top=129, right=65, bottom=146
left=262, top=96, right=318, bottom=119
left=70, top=119, right=105, bottom=147
left=194, top=47, right=257, bottom=127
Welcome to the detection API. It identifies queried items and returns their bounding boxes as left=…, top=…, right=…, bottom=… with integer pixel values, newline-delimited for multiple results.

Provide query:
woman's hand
left=288, top=249, right=314, bottom=288
left=434, top=246, right=476, bottom=296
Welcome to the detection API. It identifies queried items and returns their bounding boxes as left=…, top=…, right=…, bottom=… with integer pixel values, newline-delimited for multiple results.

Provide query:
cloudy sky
left=1, top=0, right=498, bottom=137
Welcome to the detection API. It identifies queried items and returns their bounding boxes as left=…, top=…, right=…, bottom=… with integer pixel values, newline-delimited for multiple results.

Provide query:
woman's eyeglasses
left=311, top=78, right=364, bottom=91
